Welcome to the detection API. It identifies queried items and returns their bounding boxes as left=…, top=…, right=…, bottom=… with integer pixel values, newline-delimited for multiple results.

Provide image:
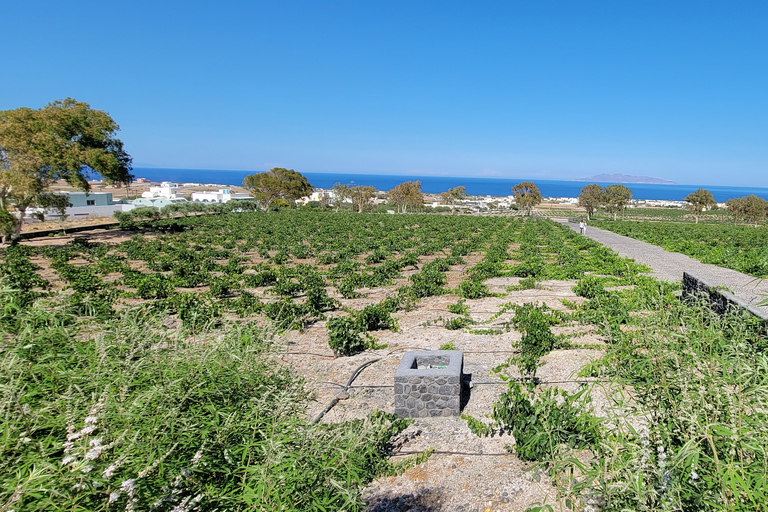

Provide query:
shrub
left=135, top=274, right=172, bottom=299
left=327, top=316, right=369, bottom=356
left=511, top=303, right=558, bottom=378
left=464, top=383, right=601, bottom=462
left=573, top=275, right=606, bottom=299
left=457, top=279, right=491, bottom=299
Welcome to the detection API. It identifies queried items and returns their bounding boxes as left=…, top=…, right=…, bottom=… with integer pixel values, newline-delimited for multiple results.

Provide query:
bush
left=465, top=383, right=601, bottom=462
left=327, top=316, right=369, bottom=356
left=456, top=279, right=491, bottom=299
left=511, top=303, right=558, bottom=378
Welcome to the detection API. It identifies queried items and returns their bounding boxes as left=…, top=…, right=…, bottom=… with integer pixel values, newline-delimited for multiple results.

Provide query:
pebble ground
left=555, top=218, right=768, bottom=315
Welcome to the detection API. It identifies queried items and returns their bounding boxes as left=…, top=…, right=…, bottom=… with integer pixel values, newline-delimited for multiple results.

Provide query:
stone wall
left=682, top=271, right=768, bottom=327
left=394, top=350, right=463, bottom=418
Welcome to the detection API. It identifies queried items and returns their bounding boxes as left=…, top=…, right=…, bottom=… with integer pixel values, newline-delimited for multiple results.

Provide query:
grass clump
left=0, top=307, right=410, bottom=511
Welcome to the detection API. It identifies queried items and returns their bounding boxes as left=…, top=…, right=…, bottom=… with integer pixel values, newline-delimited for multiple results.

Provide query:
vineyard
left=590, top=219, right=768, bottom=277
left=2, top=211, right=767, bottom=511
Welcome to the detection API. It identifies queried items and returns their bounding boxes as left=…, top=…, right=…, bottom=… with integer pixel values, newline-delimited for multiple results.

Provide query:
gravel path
left=555, top=218, right=768, bottom=315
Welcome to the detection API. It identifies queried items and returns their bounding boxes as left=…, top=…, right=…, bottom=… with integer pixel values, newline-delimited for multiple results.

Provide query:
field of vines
left=2, top=210, right=768, bottom=511
left=590, top=220, right=768, bottom=277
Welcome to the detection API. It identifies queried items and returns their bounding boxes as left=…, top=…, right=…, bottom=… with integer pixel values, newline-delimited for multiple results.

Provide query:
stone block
left=394, top=350, right=464, bottom=418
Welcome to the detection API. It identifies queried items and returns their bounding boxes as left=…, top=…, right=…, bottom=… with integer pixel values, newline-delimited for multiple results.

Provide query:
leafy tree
left=388, top=181, right=423, bottom=213
left=332, top=182, right=351, bottom=212
left=511, top=182, right=542, bottom=215
left=578, top=184, right=603, bottom=220
left=742, top=195, right=768, bottom=227
left=726, top=196, right=747, bottom=225
left=242, top=168, right=313, bottom=211
left=683, top=188, right=716, bottom=224
left=603, top=184, right=633, bottom=220
left=350, top=185, right=376, bottom=213
left=0, top=98, right=133, bottom=241
left=440, top=186, right=468, bottom=213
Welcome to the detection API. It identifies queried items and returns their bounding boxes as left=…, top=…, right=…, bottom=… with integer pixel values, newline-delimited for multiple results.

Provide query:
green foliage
left=591, top=220, right=768, bottom=277
left=439, top=341, right=457, bottom=350
left=447, top=299, right=469, bottom=316
left=135, top=273, right=172, bottom=299
left=327, top=316, right=369, bottom=356
left=510, top=303, right=558, bottom=378
left=464, top=382, right=601, bottom=462
left=456, top=278, right=492, bottom=299
left=572, top=275, right=606, bottom=298
left=0, top=310, right=411, bottom=511
left=445, top=317, right=471, bottom=330
left=408, top=265, right=447, bottom=298
left=242, top=167, right=313, bottom=211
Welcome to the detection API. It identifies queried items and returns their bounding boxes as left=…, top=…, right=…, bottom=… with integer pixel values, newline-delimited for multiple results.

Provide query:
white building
left=142, top=182, right=184, bottom=200
left=25, top=191, right=135, bottom=221
left=191, top=189, right=251, bottom=203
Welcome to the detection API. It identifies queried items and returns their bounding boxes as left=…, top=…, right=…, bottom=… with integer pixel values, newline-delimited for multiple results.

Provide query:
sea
left=131, top=167, right=768, bottom=203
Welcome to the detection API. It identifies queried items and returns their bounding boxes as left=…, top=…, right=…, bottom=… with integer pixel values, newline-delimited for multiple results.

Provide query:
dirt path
left=554, top=218, right=768, bottom=315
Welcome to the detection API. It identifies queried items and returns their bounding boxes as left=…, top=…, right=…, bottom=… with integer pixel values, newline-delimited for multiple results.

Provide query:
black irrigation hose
left=310, top=357, right=382, bottom=424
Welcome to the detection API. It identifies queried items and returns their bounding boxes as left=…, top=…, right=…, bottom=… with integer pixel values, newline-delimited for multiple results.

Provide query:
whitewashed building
left=191, top=189, right=251, bottom=203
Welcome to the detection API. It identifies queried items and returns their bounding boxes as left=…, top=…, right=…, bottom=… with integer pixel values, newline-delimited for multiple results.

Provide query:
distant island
left=576, top=173, right=676, bottom=185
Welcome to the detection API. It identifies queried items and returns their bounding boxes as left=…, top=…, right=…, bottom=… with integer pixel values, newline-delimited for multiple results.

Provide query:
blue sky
left=3, top=1, right=767, bottom=187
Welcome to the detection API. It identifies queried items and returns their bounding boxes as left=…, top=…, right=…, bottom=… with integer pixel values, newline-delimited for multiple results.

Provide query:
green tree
left=603, top=184, right=633, bottom=220
left=440, top=185, right=468, bottom=213
left=332, top=182, right=351, bottom=212
left=0, top=98, right=133, bottom=241
left=242, top=168, right=313, bottom=211
left=350, top=185, right=376, bottom=213
left=577, top=184, right=603, bottom=220
left=742, top=195, right=768, bottom=227
left=683, top=188, right=716, bottom=224
left=388, top=181, right=423, bottom=213
left=511, top=182, right=542, bottom=215
left=726, top=196, right=747, bottom=225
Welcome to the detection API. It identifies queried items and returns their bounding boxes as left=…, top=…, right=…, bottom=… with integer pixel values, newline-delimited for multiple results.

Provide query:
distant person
left=579, top=220, right=585, bottom=234
left=583, top=220, right=587, bottom=235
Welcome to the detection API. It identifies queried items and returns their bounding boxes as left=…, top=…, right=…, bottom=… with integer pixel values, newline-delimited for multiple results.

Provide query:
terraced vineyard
left=2, top=211, right=767, bottom=511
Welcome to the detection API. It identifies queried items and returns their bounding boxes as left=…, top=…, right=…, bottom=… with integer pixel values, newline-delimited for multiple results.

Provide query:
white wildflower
left=121, top=479, right=136, bottom=497
left=85, top=446, right=104, bottom=460
left=81, top=465, right=93, bottom=474
left=80, top=425, right=96, bottom=435
left=67, top=432, right=82, bottom=442
left=63, top=441, right=75, bottom=453
left=691, top=470, right=699, bottom=481
left=89, top=438, right=102, bottom=447
left=103, top=464, right=118, bottom=480
left=84, top=416, right=98, bottom=425
left=71, top=482, right=88, bottom=491
left=109, top=491, right=120, bottom=503
left=191, top=449, right=203, bottom=466
left=62, top=456, right=76, bottom=466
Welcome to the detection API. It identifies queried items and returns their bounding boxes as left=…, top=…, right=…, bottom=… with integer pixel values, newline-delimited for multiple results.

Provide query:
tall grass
left=558, top=300, right=768, bottom=511
left=0, top=304, right=411, bottom=511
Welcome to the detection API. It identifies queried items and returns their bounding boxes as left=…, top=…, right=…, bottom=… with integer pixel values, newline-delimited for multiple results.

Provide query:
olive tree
left=243, top=168, right=313, bottom=211
left=511, top=182, right=542, bottom=215
left=683, top=188, right=716, bottom=224
left=0, top=98, right=133, bottom=241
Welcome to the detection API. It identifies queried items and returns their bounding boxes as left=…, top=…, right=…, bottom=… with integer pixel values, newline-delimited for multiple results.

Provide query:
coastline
left=130, top=167, right=768, bottom=203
